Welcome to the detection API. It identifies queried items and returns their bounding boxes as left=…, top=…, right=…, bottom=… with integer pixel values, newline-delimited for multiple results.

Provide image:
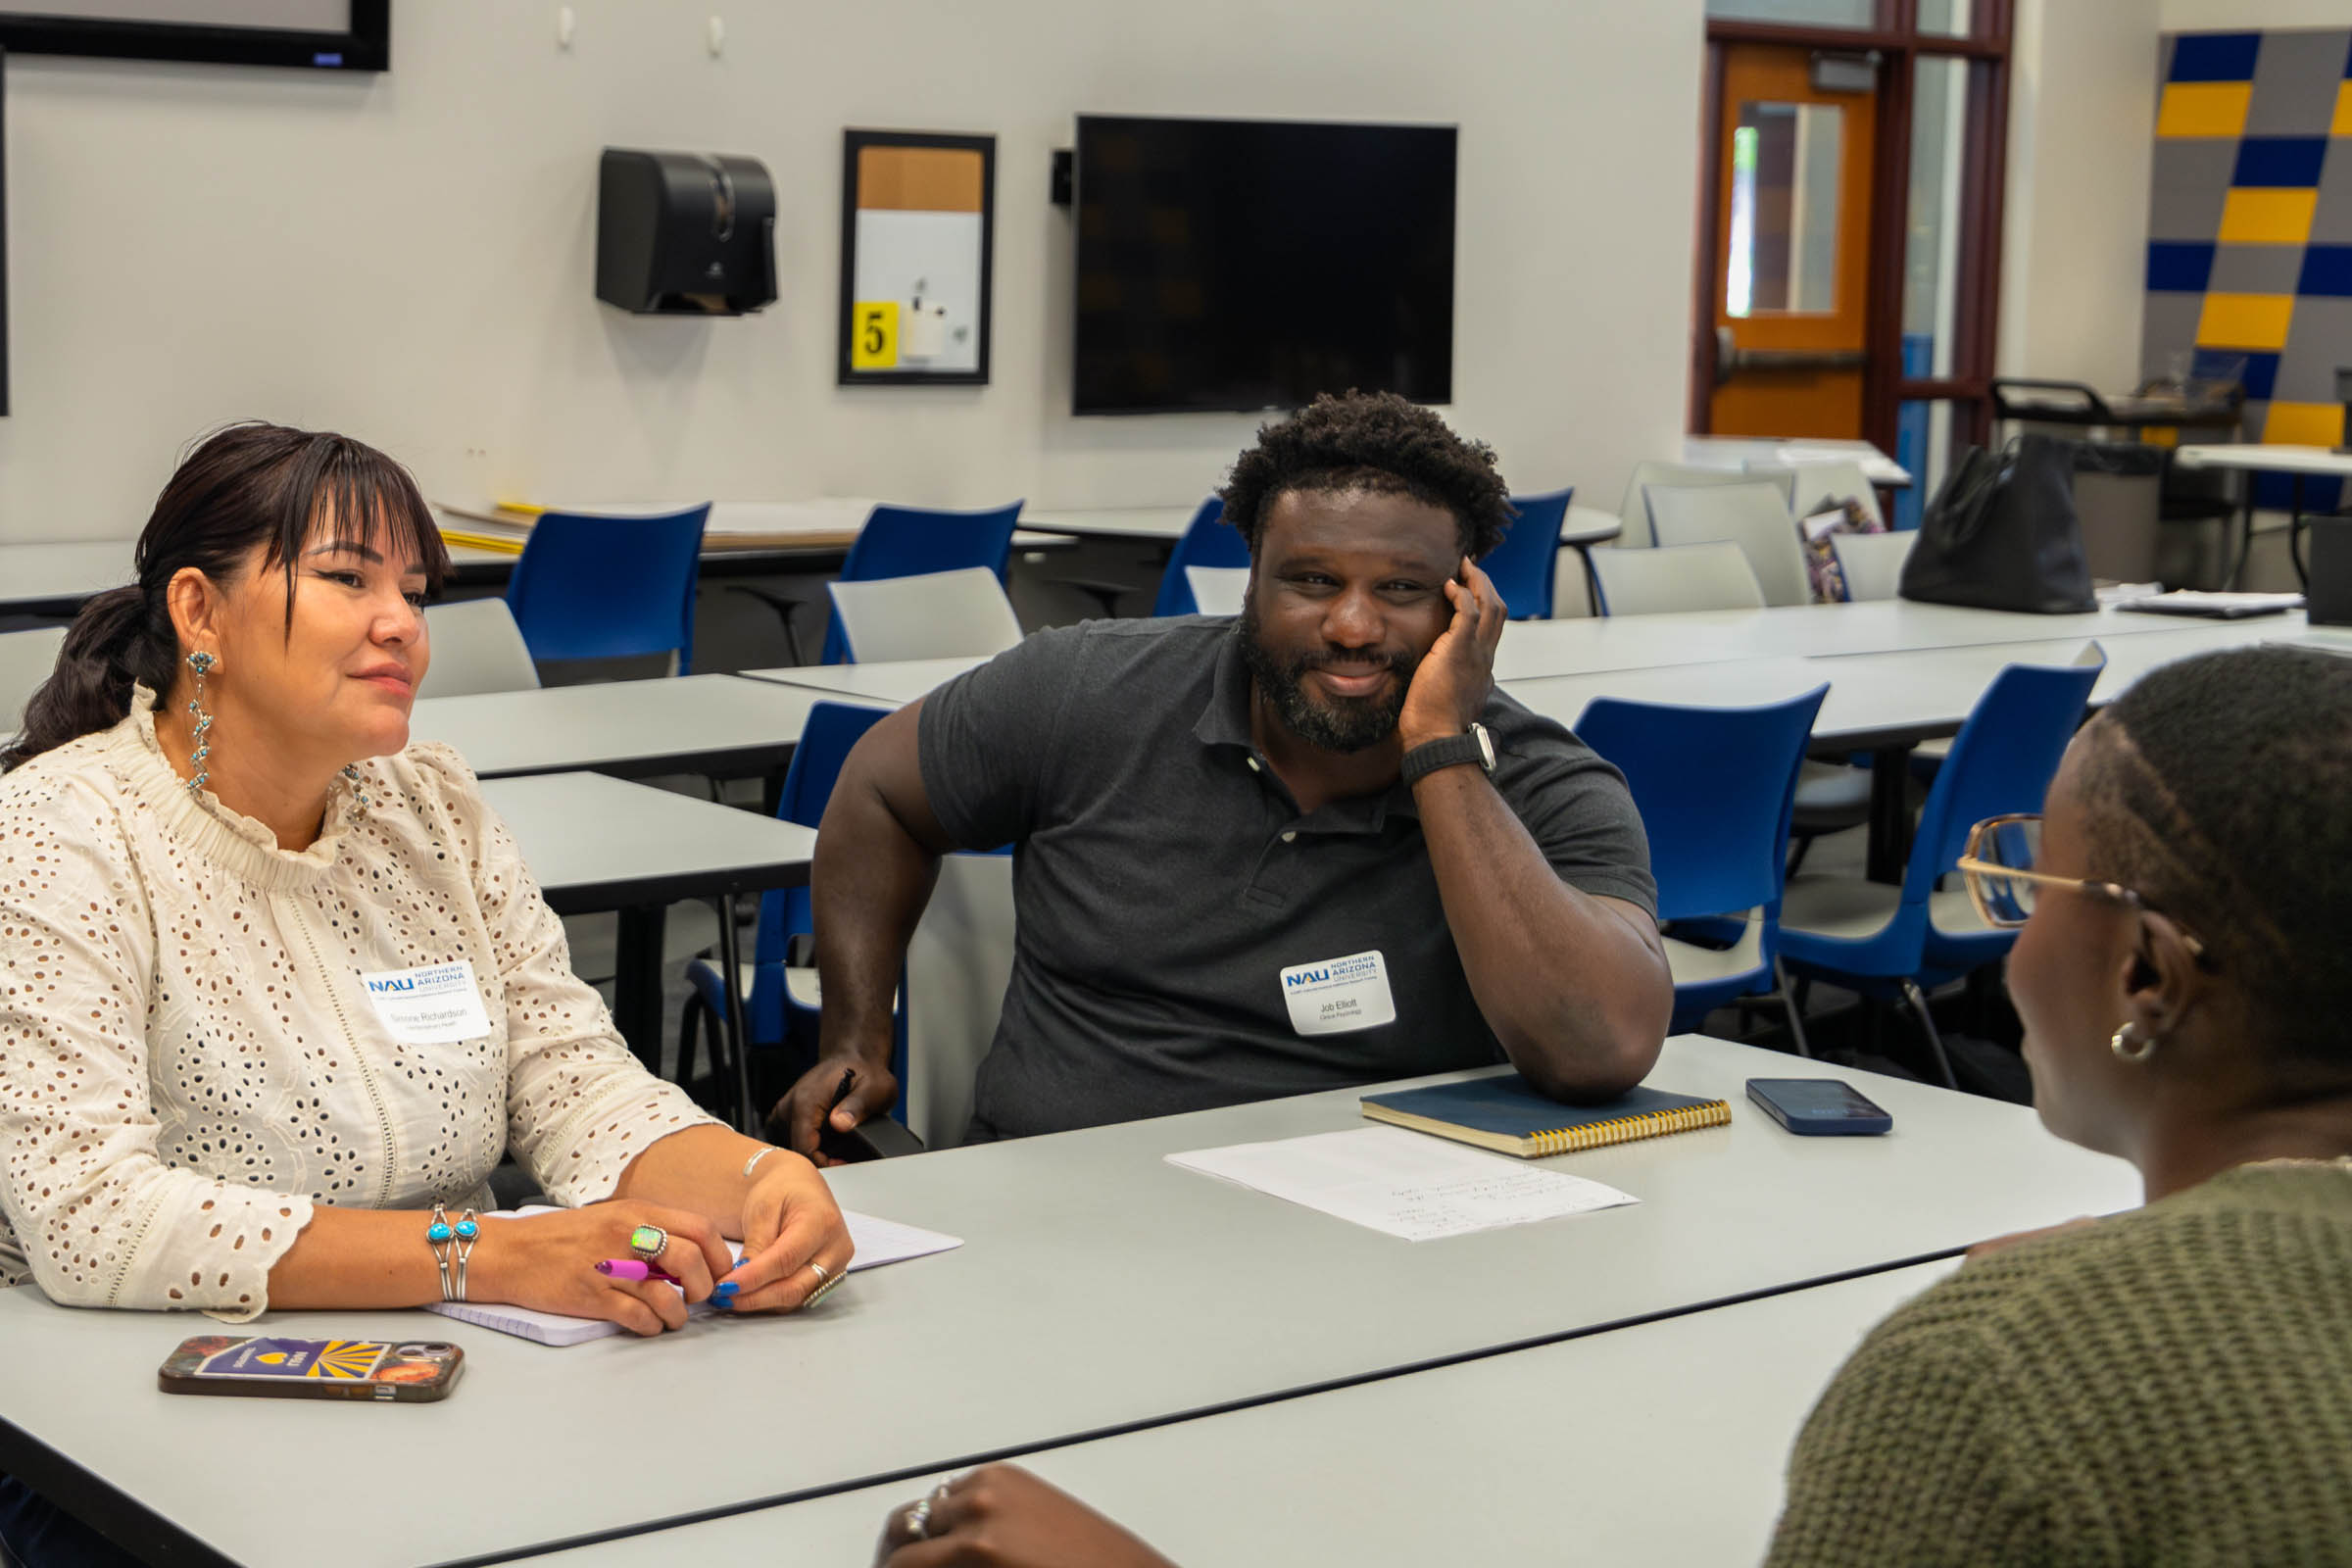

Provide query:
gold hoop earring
left=184, top=650, right=218, bottom=797
left=2111, top=1021, right=2158, bottom=1063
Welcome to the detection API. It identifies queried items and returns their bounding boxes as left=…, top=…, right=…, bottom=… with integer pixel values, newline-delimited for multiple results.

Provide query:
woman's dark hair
left=1218, top=390, right=1514, bottom=562
left=2081, top=644, right=2352, bottom=1078
left=2, top=422, right=448, bottom=771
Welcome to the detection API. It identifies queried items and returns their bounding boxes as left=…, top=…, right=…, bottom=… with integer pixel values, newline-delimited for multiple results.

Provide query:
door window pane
left=1916, top=0, right=1973, bottom=36
left=1901, top=57, right=1969, bottom=376
left=1707, top=0, right=1874, bottom=25
left=1893, top=399, right=1959, bottom=529
left=1728, top=102, right=1844, bottom=318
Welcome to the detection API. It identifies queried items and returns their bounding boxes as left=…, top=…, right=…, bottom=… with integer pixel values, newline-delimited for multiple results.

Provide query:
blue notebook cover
left=1361, top=1075, right=1731, bottom=1157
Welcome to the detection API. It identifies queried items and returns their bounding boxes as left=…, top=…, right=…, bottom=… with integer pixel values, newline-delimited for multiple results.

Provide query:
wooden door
left=1709, top=46, right=1877, bottom=438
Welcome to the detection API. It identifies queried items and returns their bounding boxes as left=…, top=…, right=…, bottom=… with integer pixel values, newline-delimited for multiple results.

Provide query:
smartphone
left=158, top=1336, right=464, bottom=1402
left=1745, top=1077, right=1893, bottom=1137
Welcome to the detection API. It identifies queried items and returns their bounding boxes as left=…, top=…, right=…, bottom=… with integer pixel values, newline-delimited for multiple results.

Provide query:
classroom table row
left=0, top=1037, right=2129, bottom=1568
left=531, top=1259, right=1959, bottom=1567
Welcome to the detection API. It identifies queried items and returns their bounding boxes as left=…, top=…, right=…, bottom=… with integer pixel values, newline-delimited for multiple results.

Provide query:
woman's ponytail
left=1, top=584, right=178, bottom=771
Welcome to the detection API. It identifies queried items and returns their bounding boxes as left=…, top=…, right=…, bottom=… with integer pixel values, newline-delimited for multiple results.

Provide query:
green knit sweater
left=1765, top=1160, right=2352, bottom=1566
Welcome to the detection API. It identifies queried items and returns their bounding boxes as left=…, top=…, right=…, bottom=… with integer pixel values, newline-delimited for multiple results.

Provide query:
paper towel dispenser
left=596, top=148, right=776, bottom=316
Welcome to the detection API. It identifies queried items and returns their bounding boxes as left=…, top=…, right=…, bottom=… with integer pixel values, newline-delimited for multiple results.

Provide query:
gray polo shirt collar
left=1191, top=627, right=1420, bottom=834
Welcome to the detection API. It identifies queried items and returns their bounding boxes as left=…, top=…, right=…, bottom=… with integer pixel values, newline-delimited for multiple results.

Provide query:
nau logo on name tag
left=1279, top=950, right=1396, bottom=1037
left=358, top=959, right=494, bottom=1045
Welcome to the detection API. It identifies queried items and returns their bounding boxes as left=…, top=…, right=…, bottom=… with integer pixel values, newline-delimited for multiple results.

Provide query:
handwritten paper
left=1166, top=1127, right=1638, bottom=1242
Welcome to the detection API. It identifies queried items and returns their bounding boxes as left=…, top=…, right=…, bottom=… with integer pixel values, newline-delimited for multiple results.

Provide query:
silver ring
left=905, top=1482, right=951, bottom=1540
left=805, top=1258, right=845, bottom=1307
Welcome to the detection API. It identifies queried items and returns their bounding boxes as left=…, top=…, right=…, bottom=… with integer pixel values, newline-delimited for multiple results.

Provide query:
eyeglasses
left=1953, top=813, right=2210, bottom=964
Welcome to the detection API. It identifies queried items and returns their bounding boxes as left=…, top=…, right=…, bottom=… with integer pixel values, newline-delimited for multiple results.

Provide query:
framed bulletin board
left=838, top=129, right=995, bottom=387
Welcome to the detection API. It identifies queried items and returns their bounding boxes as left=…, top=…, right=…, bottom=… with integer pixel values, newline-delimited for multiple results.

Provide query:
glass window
left=1706, top=0, right=1874, bottom=25
left=1900, top=56, right=1969, bottom=376
left=1892, top=399, right=1960, bottom=528
left=1728, top=102, right=1844, bottom=317
left=1915, top=0, right=1973, bottom=36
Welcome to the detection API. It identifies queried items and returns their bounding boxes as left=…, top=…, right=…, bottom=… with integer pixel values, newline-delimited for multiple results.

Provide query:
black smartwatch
left=1400, top=721, right=1495, bottom=787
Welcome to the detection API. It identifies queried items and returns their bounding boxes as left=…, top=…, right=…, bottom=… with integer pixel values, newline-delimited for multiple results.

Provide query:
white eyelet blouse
left=0, top=688, right=718, bottom=1320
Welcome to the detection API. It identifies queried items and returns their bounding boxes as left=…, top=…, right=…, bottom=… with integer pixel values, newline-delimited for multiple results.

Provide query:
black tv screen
left=1072, top=115, right=1455, bottom=416
left=0, top=1, right=386, bottom=71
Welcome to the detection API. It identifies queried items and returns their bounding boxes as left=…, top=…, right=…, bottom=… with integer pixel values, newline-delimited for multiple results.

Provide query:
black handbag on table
left=1899, top=433, right=2097, bottom=613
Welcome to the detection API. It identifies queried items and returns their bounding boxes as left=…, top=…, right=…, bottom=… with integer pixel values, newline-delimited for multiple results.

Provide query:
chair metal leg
left=710, top=892, right=759, bottom=1133
left=1900, top=979, right=1958, bottom=1090
left=1775, top=958, right=1813, bottom=1058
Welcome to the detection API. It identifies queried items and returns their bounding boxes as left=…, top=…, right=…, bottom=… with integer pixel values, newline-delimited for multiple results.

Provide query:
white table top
left=1019, top=505, right=1627, bottom=545
left=0, top=1036, right=2132, bottom=1568
left=1506, top=619, right=2308, bottom=747
left=736, top=655, right=985, bottom=706
left=407, top=673, right=822, bottom=780
left=532, top=1257, right=1962, bottom=1566
left=1490, top=597, right=2268, bottom=683
left=1682, top=436, right=1911, bottom=488
left=2175, top=443, right=2352, bottom=477
left=479, top=771, right=814, bottom=913
left=0, top=540, right=137, bottom=611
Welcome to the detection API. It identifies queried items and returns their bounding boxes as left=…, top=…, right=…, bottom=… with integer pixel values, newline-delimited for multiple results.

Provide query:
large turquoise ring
left=628, top=1224, right=668, bottom=1262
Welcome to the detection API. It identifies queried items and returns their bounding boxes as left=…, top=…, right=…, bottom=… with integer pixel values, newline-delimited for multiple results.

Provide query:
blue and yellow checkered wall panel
left=2144, top=28, right=2352, bottom=509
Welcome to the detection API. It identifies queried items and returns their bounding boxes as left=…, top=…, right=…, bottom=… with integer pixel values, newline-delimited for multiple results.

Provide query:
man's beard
left=1238, top=597, right=1419, bottom=755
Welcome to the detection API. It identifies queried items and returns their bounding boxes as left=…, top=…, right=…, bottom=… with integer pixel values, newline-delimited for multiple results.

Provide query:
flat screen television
left=1072, top=114, right=1455, bottom=416
left=0, top=0, right=386, bottom=71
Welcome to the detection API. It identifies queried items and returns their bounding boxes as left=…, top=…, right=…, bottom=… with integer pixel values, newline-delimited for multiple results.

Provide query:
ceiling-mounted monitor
left=1072, top=114, right=1456, bottom=416
left=0, top=0, right=387, bottom=71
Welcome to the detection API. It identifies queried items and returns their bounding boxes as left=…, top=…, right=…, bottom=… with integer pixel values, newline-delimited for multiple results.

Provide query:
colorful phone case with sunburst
left=158, top=1336, right=464, bottom=1401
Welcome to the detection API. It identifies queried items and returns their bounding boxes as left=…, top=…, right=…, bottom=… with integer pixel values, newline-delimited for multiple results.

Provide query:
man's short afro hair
left=1217, top=390, right=1515, bottom=562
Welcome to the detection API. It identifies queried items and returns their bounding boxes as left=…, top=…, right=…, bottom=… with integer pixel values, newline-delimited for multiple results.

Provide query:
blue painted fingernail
left=713, top=1280, right=738, bottom=1298
left=710, top=1295, right=733, bottom=1309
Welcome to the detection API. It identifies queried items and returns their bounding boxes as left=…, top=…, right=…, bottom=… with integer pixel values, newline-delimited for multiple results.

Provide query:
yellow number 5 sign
left=850, top=301, right=899, bottom=370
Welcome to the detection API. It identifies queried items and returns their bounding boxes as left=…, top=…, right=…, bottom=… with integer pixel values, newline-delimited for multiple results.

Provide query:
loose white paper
left=358, top=959, right=493, bottom=1045
left=422, top=1206, right=962, bottom=1345
left=1166, top=1127, right=1638, bottom=1242
left=1279, top=950, right=1396, bottom=1037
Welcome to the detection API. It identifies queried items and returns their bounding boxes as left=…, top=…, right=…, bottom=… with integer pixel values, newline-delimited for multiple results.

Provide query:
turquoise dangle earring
left=184, top=651, right=217, bottom=797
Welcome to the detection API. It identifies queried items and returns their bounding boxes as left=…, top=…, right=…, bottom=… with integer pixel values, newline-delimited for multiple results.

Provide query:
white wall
left=2161, top=0, right=2352, bottom=26
left=0, top=0, right=1705, bottom=545
left=1997, top=0, right=2162, bottom=388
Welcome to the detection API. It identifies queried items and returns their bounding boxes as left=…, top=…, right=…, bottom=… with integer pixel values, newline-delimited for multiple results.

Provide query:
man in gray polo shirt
left=776, top=391, right=1671, bottom=1149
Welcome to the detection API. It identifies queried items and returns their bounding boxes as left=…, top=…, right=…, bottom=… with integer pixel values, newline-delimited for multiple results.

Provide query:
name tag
left=1279, top=950, right=1396, bottom=1037
left=358, top=959, right=494, bottom=1045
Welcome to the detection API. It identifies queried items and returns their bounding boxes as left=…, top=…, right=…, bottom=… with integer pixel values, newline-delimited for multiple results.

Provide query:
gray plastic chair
left=1184, top=565, right=1250, bottom=616
left=1830, top=530, right=1917, bottom=603
left=1591, top=542, right=1766, bottom=615
left=420, top=599, right=540, bottom=697
left=1614, top=462, right=1795, bottom=548
left=1646, top=481, right=1813, bottom=608
left=827, top=567, right=1024, bottom=662
left=0, top=626, right=68, bottom=735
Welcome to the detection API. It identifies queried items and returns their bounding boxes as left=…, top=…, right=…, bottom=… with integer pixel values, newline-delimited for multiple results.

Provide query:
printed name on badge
left=1279, top=950, right=1396, bottom=1037
left=358, top=959, right=494, bottom=1045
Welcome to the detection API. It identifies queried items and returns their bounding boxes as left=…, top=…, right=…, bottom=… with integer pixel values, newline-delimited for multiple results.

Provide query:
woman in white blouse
left=0, top=426, right=850, bottom=1444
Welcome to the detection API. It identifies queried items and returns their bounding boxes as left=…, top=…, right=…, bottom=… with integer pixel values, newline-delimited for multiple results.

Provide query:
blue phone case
left=1744, top=1077, right=1893, bottom=1136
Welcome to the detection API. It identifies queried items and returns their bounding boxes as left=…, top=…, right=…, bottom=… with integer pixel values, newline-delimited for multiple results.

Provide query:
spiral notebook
left=1361, top=1075, right=1731, bottom=1158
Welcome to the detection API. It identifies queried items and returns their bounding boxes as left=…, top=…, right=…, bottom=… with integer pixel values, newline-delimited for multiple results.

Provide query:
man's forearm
left=1410, top=765, right=1671, bottom=1099
left=811, top=782, right=944, bottom=1061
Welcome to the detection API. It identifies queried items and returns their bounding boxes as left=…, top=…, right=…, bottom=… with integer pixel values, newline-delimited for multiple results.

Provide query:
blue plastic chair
left=1480, top=487, right=1574, bottom=620
left=1152, top=498, right=1250, bottom=615
left=814, top=501, right=1026, bottom=663
left=681, top=702, right=906, bottom=1122
left=502, top=505, right=710, bottom=672
left=1776, top=649, right=2106, bottom=1087
left=1576, top=685, right=1829, bottom=1041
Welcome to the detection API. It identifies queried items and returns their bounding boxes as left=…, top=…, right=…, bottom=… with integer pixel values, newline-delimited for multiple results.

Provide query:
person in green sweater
left=865, top=642, right=2352, bottom=1566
